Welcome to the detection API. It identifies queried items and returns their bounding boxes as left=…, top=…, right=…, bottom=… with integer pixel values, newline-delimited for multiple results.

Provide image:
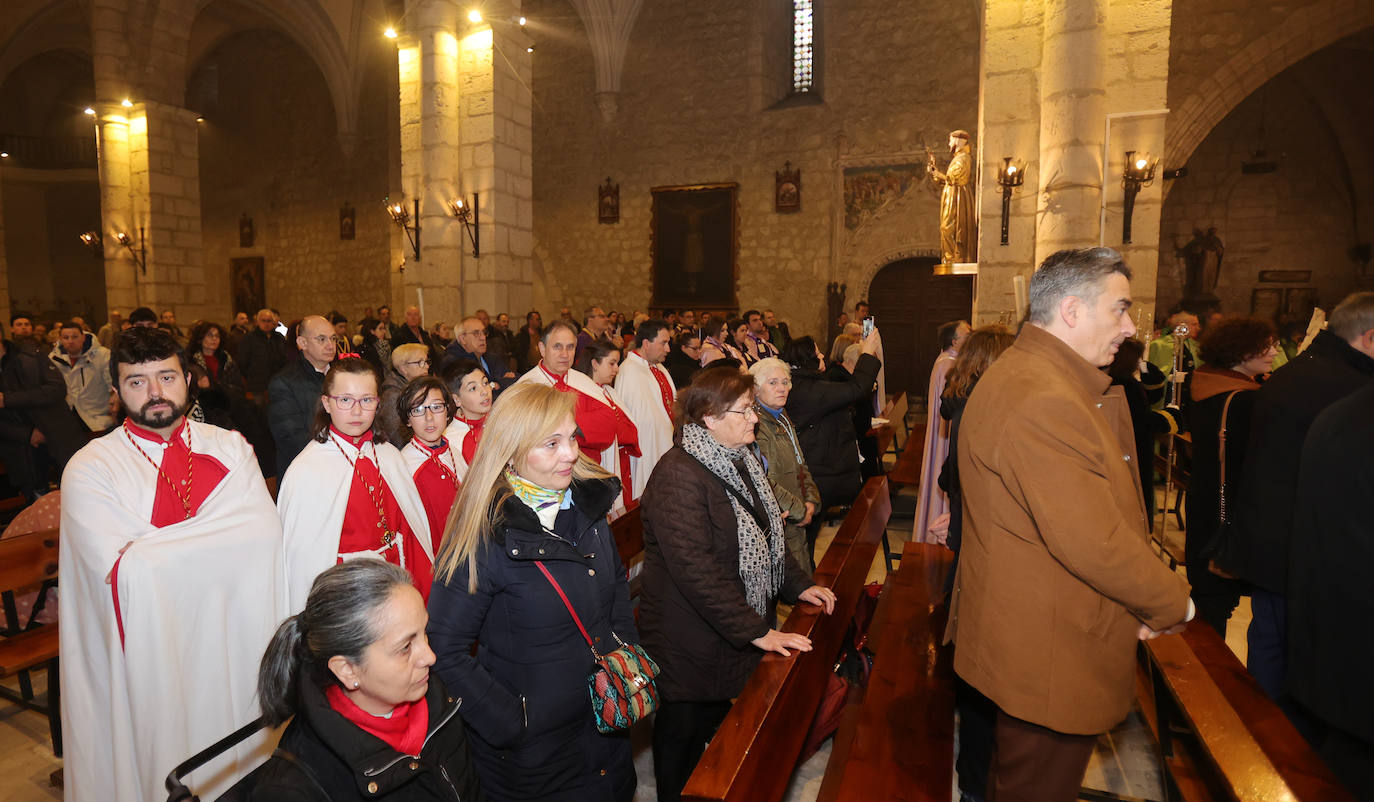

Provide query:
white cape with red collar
left=401, top=434, right=468, bottom=484
left=59, top=421, right=285, bottom=802
left=277, top=437, right=433, bottom=612
left=614, top=351, right=676, bottom=499
left=515, top=366, right=620, bottom=478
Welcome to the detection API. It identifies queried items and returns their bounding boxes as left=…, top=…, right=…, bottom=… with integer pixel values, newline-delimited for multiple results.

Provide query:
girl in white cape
left=278, top=357, right=433, bottom=610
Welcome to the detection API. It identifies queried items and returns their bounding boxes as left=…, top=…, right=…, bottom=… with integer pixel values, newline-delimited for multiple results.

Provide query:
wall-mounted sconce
left=385, top=197, right=421, bottom=261
left=113, top=228, right=147, bottom=274
left=78, top=230, right=103, bottom=258
left=996, top=157, right=1024, bottom=246
left=1121, top=150, right=1157, bottom=245
left=448, top=194, right=480, bottom=258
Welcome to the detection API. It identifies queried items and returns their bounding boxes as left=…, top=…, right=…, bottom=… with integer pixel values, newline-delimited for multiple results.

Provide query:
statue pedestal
left=933, top=262, right=979, bottom=276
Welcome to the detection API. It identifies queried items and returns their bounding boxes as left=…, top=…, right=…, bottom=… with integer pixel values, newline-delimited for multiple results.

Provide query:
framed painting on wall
left=650, top=183, right=738, bottom=309
left=1284, top=287, right=1319, bottom=319
left=231, top=257, right=265, bottom=317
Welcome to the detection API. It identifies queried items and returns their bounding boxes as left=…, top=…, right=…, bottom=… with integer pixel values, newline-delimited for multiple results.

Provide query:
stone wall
left=0, top=169, right=103, bottom=322
left=1156, top=45, right=1374, bottom=320
left=197, top=30, right=397, bottom=325
left=526, top=0, right=979, bottom=339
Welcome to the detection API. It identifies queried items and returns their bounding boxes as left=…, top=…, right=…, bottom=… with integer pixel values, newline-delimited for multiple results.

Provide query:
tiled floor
left=0, top=482, right=1252, bottom=802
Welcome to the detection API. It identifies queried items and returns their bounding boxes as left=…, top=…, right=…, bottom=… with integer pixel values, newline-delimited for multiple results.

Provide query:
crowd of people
left=16, top=294, right=881, bottom=801
left=9, top=256, right=1372, bottom=801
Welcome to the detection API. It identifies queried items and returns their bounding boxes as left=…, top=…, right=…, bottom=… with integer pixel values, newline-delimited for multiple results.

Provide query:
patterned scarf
left=504, top=467, right=568, bottom=530
left=680, top=423, right=785, bottom=616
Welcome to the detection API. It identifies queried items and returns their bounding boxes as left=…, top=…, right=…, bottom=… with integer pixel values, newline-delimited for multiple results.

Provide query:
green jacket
left=753, top=402, right=821, bottom=522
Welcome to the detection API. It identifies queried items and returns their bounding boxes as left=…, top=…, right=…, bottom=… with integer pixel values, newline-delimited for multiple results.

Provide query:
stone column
left=458, top=13, right=534, bottom=317
left=95, top=101, right=207, bottom=317
left=398, top=0, right=465, bottom=325
left=1035, top=0, right=1107, bottom=268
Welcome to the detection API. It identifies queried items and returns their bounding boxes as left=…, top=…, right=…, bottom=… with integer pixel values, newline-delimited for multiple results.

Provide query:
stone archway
left=1165, top=5, right=1374, bottom=171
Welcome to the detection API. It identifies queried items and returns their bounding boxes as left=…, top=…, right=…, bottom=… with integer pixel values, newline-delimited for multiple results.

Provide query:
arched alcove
left=867, top=257, right=970, bottom=400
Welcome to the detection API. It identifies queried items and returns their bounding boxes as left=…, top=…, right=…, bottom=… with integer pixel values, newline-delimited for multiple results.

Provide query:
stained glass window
left=792, top=0, right=813, bottom=93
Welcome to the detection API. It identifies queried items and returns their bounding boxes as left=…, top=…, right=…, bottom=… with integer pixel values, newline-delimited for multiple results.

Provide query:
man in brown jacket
left=947, top=247, right=1193, bottom=801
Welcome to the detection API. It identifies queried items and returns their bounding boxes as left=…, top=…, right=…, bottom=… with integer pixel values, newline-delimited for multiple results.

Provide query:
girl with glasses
left=398, top=376, right=464, bottom=551
left=278, top=357, right=435, bottom=610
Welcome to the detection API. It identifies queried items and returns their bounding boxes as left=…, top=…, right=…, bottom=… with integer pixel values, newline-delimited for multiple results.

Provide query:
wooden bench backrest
left=1141, top=623, right=1353, bottom=801
left=0, top=528, right=58, bottom=594
left=817, top=540, right=954, bottom=802
left=682, top=477, right=891, bottom=802
left=888, top=392, right=910, bottom=451
left=608, top=502, right=644, bottom=569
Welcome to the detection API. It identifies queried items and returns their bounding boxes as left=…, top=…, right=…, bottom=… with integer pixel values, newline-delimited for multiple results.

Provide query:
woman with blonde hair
left=426, top=382, right=637, bottom=802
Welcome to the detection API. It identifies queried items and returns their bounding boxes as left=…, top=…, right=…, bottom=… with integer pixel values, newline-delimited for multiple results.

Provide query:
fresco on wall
left=843, top=163, right=925, bottom=231
left=651, top=183, right=738, bottom=309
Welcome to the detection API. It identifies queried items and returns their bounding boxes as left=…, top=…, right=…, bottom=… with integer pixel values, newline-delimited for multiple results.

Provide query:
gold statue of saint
left=927, top=129, right=977, bottom=265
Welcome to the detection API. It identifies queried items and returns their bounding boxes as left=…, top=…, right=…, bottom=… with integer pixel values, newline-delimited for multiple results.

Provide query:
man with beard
left=59, top=327, right=285, bottom=801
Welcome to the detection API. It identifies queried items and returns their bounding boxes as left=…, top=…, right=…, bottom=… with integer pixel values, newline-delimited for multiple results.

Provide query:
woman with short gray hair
left=250, top=560, right=485, bottom=800
left=749, top=358, right=822, bottom=573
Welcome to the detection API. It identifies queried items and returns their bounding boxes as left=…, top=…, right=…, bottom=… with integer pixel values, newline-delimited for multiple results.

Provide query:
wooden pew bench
left=608, top=501, right=645, bottom=598
left=681, top=476, right=892, bottom=802
left=1137, top=621, right=1353, bottom=801
left=817, top=540, right=955, bottom=802
left=0, top=528, right=61, bottom=756
left=869, top=392, right=905, bottom=458
left=885, top=419, right=928, bottom=489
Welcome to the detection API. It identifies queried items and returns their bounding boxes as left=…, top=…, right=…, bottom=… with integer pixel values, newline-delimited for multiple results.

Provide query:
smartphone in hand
left=862, top=316, right=874, bottom=338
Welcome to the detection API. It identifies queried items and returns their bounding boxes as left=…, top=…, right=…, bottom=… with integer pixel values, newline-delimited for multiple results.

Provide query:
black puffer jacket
left=783, top=353, right=881, bottom=509
left=248, top=676, right=485, bottom=801
left=639, top=447, right=812, bottom=702
left=426, top=477, right=637, bottom=802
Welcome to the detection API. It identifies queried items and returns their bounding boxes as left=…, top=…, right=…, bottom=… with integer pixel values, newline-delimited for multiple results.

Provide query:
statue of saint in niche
left=927, top=129, right=977, bottom=265
left=1178, top=226, right=1225, bottom=297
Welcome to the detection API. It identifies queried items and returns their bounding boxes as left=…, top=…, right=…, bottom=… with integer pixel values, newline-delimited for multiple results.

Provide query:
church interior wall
left=1156, top=31, right=1374, bottom=322
left=195, top=29, right=398, bottom=326
left=526, top=0, right=978, bottom=339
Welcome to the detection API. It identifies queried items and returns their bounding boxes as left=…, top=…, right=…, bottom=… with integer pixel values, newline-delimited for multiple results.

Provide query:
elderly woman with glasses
left=278, top=357, right=435, bottom=610
left=749, top=357, right=821, bottom=574
left=378, top=343, right=432, bottom=444
left=397, top=376, right=464, bottom=549
left=639, top=366, right=836, bottom=801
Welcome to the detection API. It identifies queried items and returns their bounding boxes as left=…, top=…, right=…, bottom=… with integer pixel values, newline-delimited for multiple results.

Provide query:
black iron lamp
left=996, top=157, right=1024, bottom=246
left=448, top=194, right=479, bottom=258
left=385, top=197, right=421, bottom=261
left=1121, top=150, right=1157, bottom=244
left=79, top=230, right=104, bottom=258
left=113, top=228, right=147, bottom=274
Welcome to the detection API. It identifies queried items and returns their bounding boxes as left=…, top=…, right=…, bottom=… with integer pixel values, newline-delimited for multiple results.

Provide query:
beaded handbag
left=535, top=561, right=661, bottom=733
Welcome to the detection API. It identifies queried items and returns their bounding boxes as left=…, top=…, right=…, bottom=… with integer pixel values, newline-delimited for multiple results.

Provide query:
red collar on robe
left=325, top=684, right=429, bottom=756
left=453, top=416, right=486, bottom=464
left=538, top=363, right=570, bottom=390
left=632, top=351, right=675, bottom=420
left=123, top=418, right=229, bottom=527
left=408, top=438, right=459, bottom=557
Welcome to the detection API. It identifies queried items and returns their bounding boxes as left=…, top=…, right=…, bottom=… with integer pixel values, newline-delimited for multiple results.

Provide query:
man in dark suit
left=443, top=316, right=516, bottom=390
left=391, top=305, right=440, bottom=365
left=236, top=309, right=288, bottom=400
left=0, top=321, right=86, bottom=498
left=268, top=315, right=336, bottom=478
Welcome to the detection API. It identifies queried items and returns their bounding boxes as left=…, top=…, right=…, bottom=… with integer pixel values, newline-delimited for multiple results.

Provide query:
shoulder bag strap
left=270, top=747, right=332, bottom=802
left=1218, top=390, right=1241, bottom=525
left=534, top=560, right=600, bottom=657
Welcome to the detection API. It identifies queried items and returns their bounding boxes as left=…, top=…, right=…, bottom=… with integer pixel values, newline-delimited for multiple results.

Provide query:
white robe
left=613, top=350, right=676, bottom=499
left=59, top=422, right=286, bottom=802
left=913, top=350, right=956, bottom=542
left=277, top=437, right=433, bottom=612
left=440, top=418, right=477, bottom=481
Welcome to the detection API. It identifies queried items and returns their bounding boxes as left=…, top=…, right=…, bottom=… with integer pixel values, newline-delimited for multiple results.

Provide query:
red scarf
left=538, top=363, right=570, bottom=391
left=454, top=416, right=486, bottom=464
left=325, top=684, right=429, bottom=756
left=640, top=355, right=675, bottom=419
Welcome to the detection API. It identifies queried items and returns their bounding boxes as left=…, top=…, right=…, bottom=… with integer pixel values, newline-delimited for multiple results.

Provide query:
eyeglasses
left=408, top=402, right=449, bottom=418
left=329, top=395, right=380, bottom=410
left=403, top=359, right=431, bottom=368
left=723, top=407, right=758, bottom=419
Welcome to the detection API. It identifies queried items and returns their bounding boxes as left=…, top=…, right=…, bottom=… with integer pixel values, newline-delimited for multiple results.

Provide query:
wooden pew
left=868, top=391, right=908, bottom=457
left=817, top=540, right=955, bottom=802
left=0, top=528, right=61, bottom=756
left=608, top=501, right=645, bottom=598
left=1137, top=622, right=1354, bottom=801
left=681, top=476, right=891, bottom=802
left=885, top=419, right=928, bottom=488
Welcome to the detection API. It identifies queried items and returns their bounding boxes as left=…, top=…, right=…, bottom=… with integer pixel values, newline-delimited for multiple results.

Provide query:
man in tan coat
left=947, top=247, right=1193, bottom=801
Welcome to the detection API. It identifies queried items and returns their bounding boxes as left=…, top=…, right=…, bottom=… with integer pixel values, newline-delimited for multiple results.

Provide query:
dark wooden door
left=868, top=259, right=973, bottom=403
